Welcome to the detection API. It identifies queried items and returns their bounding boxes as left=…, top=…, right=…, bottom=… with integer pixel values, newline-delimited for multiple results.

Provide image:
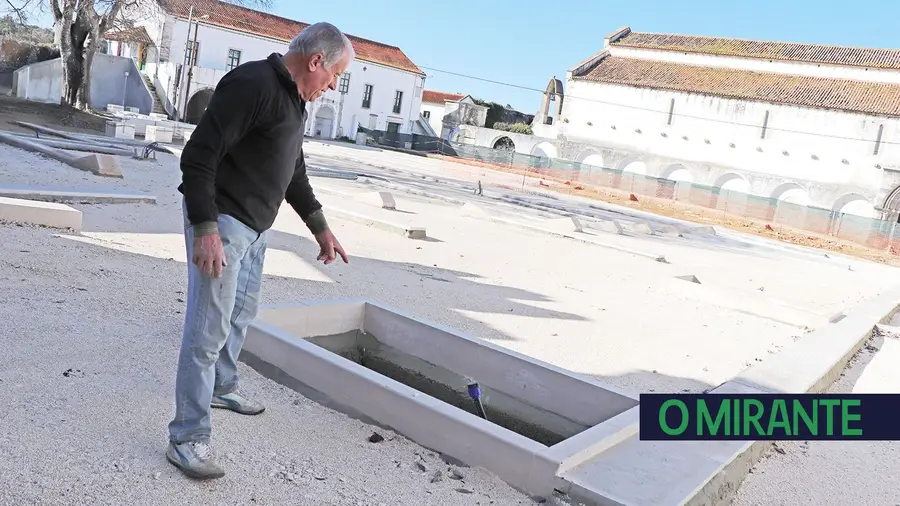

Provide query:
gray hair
left=288, top=22, right=355, bottom=70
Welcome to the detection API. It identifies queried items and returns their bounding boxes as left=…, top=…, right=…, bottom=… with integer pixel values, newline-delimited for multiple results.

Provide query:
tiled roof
left=104, top=26, right=154, bottom=45
left=611, top=30, right=900, bottom=71
left=160, top=0, right=424, bottom=75
left=422, top=90, right=465, bottom=104
left=572, top=55, right=900, bottom=117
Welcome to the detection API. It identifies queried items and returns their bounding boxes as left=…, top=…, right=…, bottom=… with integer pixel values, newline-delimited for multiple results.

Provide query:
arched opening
left=576, top=150, right=604, bottom=169
left=770, top=182, right=811, bottom=206
left=660, top=163, right=694, bottom=183
left=714, top=173, right=751, bottom=193
left=493, top=136, right=515, bottom=151
left=185, top=88, right=214, bottom=125
left=833, top=193, right=876, bottom=218
left=882, top=184, right=900, bottom=213
left=531, top=141, right=558, bottom=160
left=314, top=106, right=335, bottom=139
left=616, top=156, right=647, bottom=175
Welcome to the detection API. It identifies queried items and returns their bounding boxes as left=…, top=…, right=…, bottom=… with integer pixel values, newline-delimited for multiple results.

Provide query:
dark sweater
left=178, top=52, right=327, bottom=237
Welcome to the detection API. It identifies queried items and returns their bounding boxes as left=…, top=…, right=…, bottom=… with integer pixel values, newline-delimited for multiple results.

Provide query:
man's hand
left=193, top=234, right=227, bottom=277
left=314, top=229, right=348, bottom=265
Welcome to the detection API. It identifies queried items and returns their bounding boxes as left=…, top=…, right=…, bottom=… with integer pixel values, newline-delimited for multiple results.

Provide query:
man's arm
left=180, top=70, right=270, bottom=237
left=285, top=144, right=329, bottom=235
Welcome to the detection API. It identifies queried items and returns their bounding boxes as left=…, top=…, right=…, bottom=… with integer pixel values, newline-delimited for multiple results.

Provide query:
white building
left=102, top=0, right=426, bottom=141
left=419, top=90, right=465, bottom=135
left=418, top=89, right=489, bottom=139
left=531, top=26, right=900, bottom=218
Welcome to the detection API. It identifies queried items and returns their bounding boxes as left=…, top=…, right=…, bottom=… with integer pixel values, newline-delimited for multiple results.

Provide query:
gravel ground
left=1, top=140, right=899, bottom=504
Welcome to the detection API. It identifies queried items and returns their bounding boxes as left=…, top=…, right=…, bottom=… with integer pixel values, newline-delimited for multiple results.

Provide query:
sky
left=19, top=0, right=900, bottom=113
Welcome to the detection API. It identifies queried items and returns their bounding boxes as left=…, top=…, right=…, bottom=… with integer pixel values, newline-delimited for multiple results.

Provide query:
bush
left=492, top=122, right=532, bottom=135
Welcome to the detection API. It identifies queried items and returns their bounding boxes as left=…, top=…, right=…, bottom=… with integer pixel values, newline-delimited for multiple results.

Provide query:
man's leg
left=166, top=208, right=256, bottom=479
left=211, top=229, right=268, bottom=415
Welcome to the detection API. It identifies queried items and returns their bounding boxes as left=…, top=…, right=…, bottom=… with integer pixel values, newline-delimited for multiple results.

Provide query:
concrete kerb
left=0, top=131, right=124, bottom=178
left=688, top=285, right=900, bottom=506
left=0, top=196, right=82, bottom=232
left=559, top=285, right=900, bottom=506
left=0, top=186, right=156, bottom=205
left=327, top=206, right=426, bottom=239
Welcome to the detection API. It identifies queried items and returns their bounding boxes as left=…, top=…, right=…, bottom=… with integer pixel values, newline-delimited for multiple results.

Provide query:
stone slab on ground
left=0, top=196, right=82, bottom=232
left=0, top=185, right=156, bottom=204
left=557, top=285, right=900, bottom=506
left=351, top=190, right=397, bottom=210
left=69, top=153, right=124, bottom=178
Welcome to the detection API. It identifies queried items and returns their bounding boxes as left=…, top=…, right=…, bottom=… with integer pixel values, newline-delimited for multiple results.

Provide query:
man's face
left=300, top=51, right=350, bottom=102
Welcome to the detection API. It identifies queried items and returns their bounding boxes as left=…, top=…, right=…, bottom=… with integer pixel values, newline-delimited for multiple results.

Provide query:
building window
left=387, top=122, right=400, bottom=134
left=393, top=90, right=403, bottom=114
left=422, top=110, right=430, bottom=119
left=186, top=40, right=199, bottom=66
left=339, top=72, right=350, bottom=94
left=226, top=49, right=241, bottom=71
left=362, top=84, right=373, bottom=109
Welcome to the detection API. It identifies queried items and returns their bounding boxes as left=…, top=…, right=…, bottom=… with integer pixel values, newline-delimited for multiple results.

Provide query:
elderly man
left=166, top=22, right=353, bottom=480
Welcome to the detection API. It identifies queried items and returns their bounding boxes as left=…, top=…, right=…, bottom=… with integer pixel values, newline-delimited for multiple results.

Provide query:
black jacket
left=178, top=52, right=327, bottom=237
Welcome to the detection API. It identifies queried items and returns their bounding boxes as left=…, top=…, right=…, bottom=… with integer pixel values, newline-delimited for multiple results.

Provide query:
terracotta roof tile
left=422, top=90, right=465, bottom=104
left=104, top=26, right=154, bottom=45
left=612, top=31, right=900, bottom=71
left=573, top=56, right=900, bottom=117
left=160, top=0, right=424, bottom=75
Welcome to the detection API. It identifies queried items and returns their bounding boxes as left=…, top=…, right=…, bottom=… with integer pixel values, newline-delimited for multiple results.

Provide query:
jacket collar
left=267, top=52, right=305, bottom=108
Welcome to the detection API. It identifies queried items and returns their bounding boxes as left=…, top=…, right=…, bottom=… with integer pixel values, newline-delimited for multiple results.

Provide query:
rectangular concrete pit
left=243, top=299, right=639, bottom=498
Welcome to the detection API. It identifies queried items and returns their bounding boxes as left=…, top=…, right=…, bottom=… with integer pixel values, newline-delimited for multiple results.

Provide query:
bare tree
left=3, top=0, right=271, bottom=111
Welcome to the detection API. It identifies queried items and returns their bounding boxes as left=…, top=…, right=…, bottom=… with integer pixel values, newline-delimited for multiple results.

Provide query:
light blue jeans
left=168, top=200, right=268, bottom=444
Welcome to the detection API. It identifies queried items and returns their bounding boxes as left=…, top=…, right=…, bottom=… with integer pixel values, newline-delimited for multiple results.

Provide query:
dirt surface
left=0, top=94, right=109, bottom=135
left=431, top=154, right=900, bottom=267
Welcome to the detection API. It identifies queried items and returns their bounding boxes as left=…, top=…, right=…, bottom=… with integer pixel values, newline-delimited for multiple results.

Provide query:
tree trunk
left=56, top=1, right=100, bottom=111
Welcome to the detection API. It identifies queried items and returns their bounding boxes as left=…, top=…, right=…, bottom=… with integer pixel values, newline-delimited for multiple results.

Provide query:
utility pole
left=183, top=15, right=205, bottom=122
left=172, top=5, right=194, bottom=123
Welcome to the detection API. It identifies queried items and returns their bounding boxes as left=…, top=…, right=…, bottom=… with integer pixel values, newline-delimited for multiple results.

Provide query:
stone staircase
left=142, top=73, right=168, bottom=117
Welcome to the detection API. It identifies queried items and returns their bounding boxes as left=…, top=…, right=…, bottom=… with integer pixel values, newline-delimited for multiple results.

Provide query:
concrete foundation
left=0, top=196, right=82, bottom=232
left=105, top=122, right=135, bottom=140
left=243, top=299, right=640, bottom=499
left=144, top=125, right=174, bottom=144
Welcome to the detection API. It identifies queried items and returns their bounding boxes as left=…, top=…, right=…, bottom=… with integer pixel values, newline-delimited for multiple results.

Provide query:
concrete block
left=588, top=219, right=625, bottom=235
left=144, top=125, right=174, bottom=144
left=125, top=106, right=140, bottom=113
left=104, top=121, right=135, bottom=140
left=352, top=191, right=396, bottom=210
left=106, top=104, right=125, bottom=113
left=543, top=216, right=584, bottom=233
left=0, top=196, right=82, bottom=232
left=148, top=113, right=168, bottom=121
left=459, top=202, right=491, bottom=218
left=70, top=153, right=123, bottom=178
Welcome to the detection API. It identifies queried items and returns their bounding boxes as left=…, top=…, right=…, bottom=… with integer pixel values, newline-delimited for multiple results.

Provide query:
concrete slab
left=351, top=190, right=397, bottom=210
left=556, top=285, right=900, bottom=506
left=0, top=186, right=155, bottom=204
left=243, top=299, right=639, bottom=499
left=106, top=104, right=125, bottom=113
left=459, top=202, right=492, bottom=218
left=622, top=221, right=655, bottom=236
left=70, top=153, right=123, bottom=178
left=0, top=196, right=82, bottom=232
left=327, top=207, right=427, bottom=239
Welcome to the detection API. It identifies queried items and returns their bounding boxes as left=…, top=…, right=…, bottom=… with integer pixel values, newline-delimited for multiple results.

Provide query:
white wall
left=157, top=16, right=424, bottom=135
left=421, top=101, right=446, bottom=134
left=557, top=78, right=899, bottom=191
